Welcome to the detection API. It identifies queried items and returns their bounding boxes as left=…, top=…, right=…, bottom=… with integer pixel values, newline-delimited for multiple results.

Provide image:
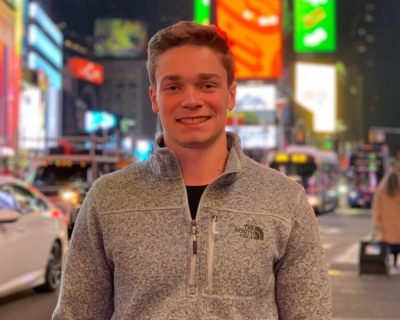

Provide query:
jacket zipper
left=187, top=170, right=241, bottom=286
left=171, top=149, right=244, bottom=287
left=207, top=215, right=219, bottom=289
left=190, top=220, right=197, bottom=285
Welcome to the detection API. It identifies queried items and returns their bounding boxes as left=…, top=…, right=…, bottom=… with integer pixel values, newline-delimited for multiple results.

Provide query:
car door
left=0, top=184, right=31, bottom=295
left=10, top=184, right=56, bottom=274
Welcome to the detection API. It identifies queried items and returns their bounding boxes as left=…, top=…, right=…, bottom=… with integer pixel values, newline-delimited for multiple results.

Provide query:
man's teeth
left=179, top=117, right=209, bottom=124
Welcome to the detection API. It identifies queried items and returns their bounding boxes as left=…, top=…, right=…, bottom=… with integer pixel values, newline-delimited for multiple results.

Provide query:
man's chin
left=178, top=138, right=213, bottom=149
left=164, top=131, right=227, bottom=150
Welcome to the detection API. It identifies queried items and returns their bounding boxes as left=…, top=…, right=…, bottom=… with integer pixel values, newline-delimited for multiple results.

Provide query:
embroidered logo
left=235, top=225, right=264, bottom=240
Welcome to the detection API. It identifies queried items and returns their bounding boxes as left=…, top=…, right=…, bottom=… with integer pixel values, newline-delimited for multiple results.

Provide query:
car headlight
left=349, top=191, right=358, bottom=199
left=338, top=184, right=348, bottom=195
left=60, top=190, right=79, bottom=204
left=308, top=195, right=320, bottom=207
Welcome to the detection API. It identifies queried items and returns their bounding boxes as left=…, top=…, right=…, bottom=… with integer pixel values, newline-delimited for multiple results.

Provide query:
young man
left=53, top=21, right=331, bottom=319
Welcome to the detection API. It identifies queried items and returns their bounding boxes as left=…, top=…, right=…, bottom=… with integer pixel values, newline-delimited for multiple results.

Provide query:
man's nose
left=181, top=86, right=203, bottom=109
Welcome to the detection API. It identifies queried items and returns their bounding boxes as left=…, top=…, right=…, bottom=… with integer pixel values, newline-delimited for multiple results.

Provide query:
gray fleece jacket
left=53, top=132, right=331, bottom=320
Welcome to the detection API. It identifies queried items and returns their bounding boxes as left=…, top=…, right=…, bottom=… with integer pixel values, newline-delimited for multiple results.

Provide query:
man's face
left=149, top=45, right=236, bottom=150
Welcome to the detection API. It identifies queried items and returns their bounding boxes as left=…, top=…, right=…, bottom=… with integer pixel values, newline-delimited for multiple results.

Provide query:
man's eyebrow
left=159, top=73, right=222, bottom=84
left=160, top=74, right=181, bottom=83
left=198, top=73, right=222, bottom=80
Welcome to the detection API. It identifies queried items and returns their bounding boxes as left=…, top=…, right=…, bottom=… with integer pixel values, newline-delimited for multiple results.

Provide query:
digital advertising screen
left=28, top=24, right=62, bottom=69
left=194, top=0, right=211, bottom=25
left=29, top=1, right=63, bottom=47
left=235, top=84, right=277, bottom=112
left=294, top=0, right=336, bottom=52
left=19, top=88, right=46, bottom=150
left=294, top=62, right=337, bottom=133
left=84, top=110, right=117, bottom=133
left=134, top=139, right=153, bottom=162
left=68, top=57, right=104, bottom=85
left=94, top=19, right=148, bottom=58
left=27, top=51, right=62, bottom=89
left=216, top=0, right=282, bottom=79
left=226, top=125, right=277, bottom=149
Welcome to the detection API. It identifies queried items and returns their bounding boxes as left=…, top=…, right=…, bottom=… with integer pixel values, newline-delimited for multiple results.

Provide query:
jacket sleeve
left=52, top=183, right=114, bottom=320
left=275, top=189, right=332, bottom=320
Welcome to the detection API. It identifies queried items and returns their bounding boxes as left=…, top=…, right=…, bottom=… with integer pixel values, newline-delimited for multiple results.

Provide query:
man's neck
left=166, top=136, right=229, bottom=186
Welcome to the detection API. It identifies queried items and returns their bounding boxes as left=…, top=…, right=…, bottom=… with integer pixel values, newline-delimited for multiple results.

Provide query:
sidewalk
left=331, top=272, right=400, bottom=319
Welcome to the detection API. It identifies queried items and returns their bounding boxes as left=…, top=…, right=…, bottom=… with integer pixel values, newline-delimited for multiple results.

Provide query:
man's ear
left=149, top=86, right=159, bottom=113
left=228, top=82, right=236, bottom=111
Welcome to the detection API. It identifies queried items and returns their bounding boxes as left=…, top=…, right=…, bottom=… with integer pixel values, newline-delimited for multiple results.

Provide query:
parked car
left=0, top=176, right=69, bottom=298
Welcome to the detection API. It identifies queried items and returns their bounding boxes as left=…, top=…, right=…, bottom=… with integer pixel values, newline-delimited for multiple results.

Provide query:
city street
left=1, top=206, right=399, bottom=320
left=319, top=207, right=400, bottom=319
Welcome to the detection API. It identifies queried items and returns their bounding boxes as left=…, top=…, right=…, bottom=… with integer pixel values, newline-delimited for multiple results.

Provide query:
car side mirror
left=0, top=209, right=20, bottom=223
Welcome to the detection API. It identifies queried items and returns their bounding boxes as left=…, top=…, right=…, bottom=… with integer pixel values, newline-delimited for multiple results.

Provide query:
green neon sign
left=194, top=0, right=210, bottom=25
left=294, top=0, right=336, bottom=52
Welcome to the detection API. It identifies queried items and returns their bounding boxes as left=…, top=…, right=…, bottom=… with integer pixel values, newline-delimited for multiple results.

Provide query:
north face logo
left=235, top=225, right=264, bottom=240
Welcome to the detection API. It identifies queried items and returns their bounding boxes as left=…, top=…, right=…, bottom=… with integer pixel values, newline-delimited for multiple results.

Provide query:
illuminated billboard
left=28, top=51, right=61, bottom=89
left=226, top=125, right=277, bottom=149
left=227, top=84, right=276, bottom=126
left=227, top=83, right=277, bottom=149
left=235, top=84, right=276, bottom=111
left=294, top=0, right=336, bottom=52
left=194, top=0, right=210, bottom=25
left=28, top=24, right=62, bottom=69
left=94, top=19, right=148, bottom=58
left=294, top=62, right=337, bottom=133
left=29, top=2, right=63, bottom=46
left=68, top=57, right=104, bottom=85
left=216, top=0, right=282, bottom=79
left=84, top=110, right=117, bottom=133
left=19, top=88, right=46, bottom=150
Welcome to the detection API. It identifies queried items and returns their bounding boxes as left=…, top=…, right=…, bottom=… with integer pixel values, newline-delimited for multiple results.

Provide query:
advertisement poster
left=294, top=0, right=336, bottom=52
left=194, top=0, right=210, bottom=25
left=216, top=0, right=282, bottom=79
left=94, top=19, right=148, bottom=58
left=226, top=125, right=277, bottom=149
left=68, top=57, right=104, bottom=85
left=295, top=62, right=337, bottom=133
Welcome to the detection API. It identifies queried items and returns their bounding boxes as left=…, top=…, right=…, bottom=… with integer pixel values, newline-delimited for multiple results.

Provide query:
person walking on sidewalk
left=373, top=169, right=400, bottom=274
left=52, top=21, right=331, bottom=320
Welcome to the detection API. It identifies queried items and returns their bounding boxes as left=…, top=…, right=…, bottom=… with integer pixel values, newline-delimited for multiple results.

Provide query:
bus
left=268, top=145, right=340, bottom=213
left=347, top=143, right=389, bottom=208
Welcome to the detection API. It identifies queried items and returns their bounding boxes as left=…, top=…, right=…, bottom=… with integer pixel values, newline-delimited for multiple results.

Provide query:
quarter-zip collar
left=149, top=132, right=248, bottom=182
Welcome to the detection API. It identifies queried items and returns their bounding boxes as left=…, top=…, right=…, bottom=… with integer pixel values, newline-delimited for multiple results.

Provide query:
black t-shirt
left=186, top=185, right=207, bottom=220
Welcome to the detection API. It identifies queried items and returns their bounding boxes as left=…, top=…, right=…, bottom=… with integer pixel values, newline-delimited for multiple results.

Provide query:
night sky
left=50, top=0, right=193, bottom=38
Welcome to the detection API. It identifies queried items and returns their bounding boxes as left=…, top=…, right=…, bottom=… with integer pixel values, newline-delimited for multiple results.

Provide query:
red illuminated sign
left=68, top=57, right=104, bottom=85
left=216, top=0, right=282, bottom=79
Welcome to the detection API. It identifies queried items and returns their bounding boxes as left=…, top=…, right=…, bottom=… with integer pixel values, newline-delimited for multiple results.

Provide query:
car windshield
left=32, top=165, right=89, bottom=186
left=270, top=162, right=317, bottom=189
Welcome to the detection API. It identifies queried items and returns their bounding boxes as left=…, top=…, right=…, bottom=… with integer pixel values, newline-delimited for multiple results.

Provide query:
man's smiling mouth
left=177, top=117, right=211, bottom=124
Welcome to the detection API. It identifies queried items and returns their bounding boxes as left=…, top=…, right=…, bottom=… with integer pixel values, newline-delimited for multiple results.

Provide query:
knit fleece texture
left=52, top=132, right=332, bottom=320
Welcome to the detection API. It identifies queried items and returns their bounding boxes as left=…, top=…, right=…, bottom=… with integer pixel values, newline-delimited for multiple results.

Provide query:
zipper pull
left=212, top=216, right=220, bottom=239
left=192, top=221, right=197, bottom=255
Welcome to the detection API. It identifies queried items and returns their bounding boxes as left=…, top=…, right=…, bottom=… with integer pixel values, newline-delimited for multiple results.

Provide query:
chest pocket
left=199, top=209, right=290, bottom=298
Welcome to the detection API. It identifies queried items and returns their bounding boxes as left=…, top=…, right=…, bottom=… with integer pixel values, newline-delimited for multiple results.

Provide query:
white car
left=0, top=176, right=69, bottom=298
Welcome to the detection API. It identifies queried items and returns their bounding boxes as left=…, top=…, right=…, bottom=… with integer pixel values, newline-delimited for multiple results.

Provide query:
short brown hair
left=147, top=21, right=235, bottom=88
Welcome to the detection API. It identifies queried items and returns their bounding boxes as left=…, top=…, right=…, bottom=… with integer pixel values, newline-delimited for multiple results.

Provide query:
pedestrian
left=372, top=169, right=400, bottom=274
left=53, top=21, right=331, bottom=319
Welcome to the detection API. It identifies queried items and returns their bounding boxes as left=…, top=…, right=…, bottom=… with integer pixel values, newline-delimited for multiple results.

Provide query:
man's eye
left=202, top=84, right=215, bottom=89
left=166, top=85, right=179, bottom=90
